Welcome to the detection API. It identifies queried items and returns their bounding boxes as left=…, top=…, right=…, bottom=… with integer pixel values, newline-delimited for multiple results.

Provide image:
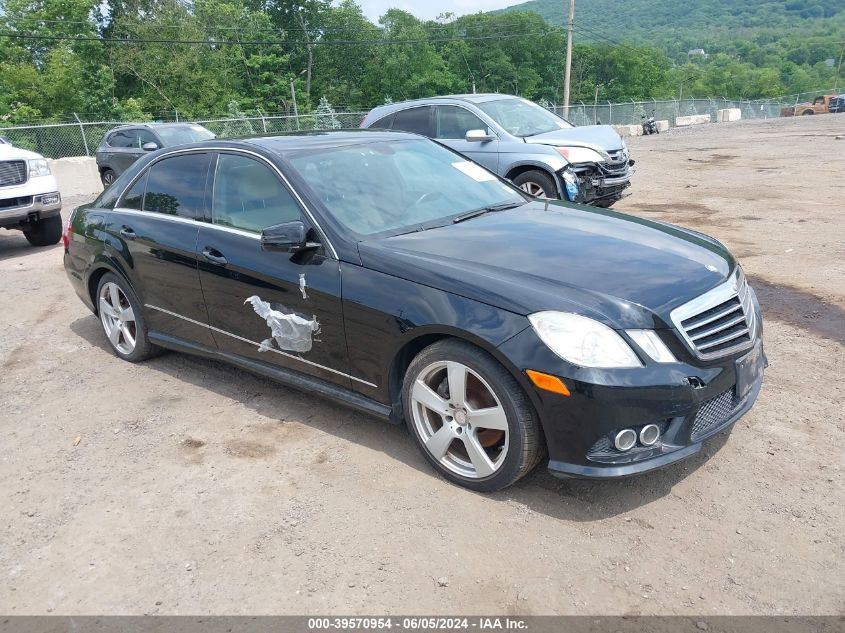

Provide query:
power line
left=1, top=15, right=561, bottom=36
left=0, top=29, right=563, bottom=47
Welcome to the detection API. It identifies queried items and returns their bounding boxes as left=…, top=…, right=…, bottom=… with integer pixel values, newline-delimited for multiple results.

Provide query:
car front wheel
left=512, top=170, right=559, bottom=199
left=101, top=168, right=117, bottom=187
left=402, top=340, right=545, bottom=491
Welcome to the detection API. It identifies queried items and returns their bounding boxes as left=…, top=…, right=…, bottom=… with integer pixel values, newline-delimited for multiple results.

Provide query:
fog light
left=639, top=424, right=661, bottom=446
left=614, top=428, right=637, bottom=451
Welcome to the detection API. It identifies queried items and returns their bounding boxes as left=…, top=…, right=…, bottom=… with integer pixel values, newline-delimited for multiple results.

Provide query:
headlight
left=555, top=146, right=605, bottom=164
left=528, top=312, right=642, bottom=368
left=626, top=330, right=677, bottom=363
left=28, top=159, right=51, bottom=177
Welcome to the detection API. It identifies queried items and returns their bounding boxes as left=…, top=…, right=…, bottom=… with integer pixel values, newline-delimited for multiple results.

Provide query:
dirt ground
left=1, top=115, right=842, bottom=616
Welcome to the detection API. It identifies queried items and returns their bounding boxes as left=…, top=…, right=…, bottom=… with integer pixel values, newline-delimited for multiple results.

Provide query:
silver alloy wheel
left=519, top=181, right=547, bottom=198
left=410, top=360, right=510, bottom=479
left=103, top=171, right=115, bottom=185
left=98, top=282, right=137, bottom=355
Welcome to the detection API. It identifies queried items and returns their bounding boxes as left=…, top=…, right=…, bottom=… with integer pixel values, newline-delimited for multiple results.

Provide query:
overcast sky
left=355, top=0, right=522, bottom=23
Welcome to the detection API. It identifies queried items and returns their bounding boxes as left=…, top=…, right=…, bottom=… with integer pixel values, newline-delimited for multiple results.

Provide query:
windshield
left=477, top=98, right=573, bottom=137
left=156, top=125, right=215, bottom=146
left=287, top=139, right=525, bottom=237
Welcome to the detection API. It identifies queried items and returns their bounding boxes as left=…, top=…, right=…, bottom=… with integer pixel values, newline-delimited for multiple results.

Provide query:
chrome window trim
left=145, top=304, right=377, bottom=388
left=670, top=268, right=758, bottom=361
left=111, top=207, right=262, bottom=236
left=112, top=145, right=338, bottom=259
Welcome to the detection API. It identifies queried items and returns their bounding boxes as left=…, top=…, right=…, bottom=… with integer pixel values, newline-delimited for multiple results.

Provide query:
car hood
left=357, top=202, right=734, bottom=329
left=0, top=144, right=45, bottom=161
left=523, top=125, right=624, bottom=153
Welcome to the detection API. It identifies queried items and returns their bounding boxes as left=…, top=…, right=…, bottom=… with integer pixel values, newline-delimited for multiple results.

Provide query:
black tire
left=101, top=168, right=117, bottom=187
left=96, top=272, right=159, bottom=362
left=801, top=109, right=814, bottom=116
left=23, top=215, right=62, bottom=247
left=402, top=339, right=546, bottom=492
left=511, top=170, right=559, bottom=199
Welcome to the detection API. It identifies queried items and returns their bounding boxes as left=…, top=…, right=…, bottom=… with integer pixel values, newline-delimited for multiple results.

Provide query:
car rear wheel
left=801, top=109, right=814, bottom=116
left=511, top=170, right=558, bottom=199
left=96, top=273, right=157, bottom=362
left=23, top=215, right=62, bottom=247
left=402, top=339, right=545, bottom=492
left=101, top=168, right=117, bottom=187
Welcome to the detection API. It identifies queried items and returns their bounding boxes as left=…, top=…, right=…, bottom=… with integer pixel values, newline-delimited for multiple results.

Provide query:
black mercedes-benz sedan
left=63, top=130, right=765, bottom=491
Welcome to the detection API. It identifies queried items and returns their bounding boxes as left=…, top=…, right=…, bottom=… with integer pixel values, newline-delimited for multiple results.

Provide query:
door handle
left=202, top=247, right=228, bottom=266
left=119, top=226, right=136, bottom=240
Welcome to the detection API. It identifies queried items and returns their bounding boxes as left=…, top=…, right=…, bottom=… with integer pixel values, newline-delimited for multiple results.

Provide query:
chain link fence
left=0, top=112, right=369, bottom=159
left=0, top=92, right=831, bottom=159
left=559, top=97, right=793, bottom=127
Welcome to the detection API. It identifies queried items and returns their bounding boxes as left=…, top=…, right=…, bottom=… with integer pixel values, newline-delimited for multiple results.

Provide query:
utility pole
left=290, top=79, right=299, bottom=131
left=563, top=0, right=575, bottom=118
left=834, top=41, right=845, bottom=93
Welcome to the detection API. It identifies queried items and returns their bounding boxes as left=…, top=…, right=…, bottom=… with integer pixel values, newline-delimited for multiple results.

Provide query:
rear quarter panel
left=64, top=206, right=110, bottom=311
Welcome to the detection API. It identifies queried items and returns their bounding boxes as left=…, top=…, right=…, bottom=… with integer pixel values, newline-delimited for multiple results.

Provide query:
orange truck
left=780, top=95, right=837, bottom=117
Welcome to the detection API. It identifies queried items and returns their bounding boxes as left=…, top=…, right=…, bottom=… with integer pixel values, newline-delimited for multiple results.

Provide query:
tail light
left=62, top=215, right=73, bottom=250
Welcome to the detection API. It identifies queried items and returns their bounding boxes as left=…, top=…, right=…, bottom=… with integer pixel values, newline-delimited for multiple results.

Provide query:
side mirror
left=465, top=129, right=495, bottom=143
left=142, top=142, right=159, bottom=151
left=260, top=220, right=319, bottom=253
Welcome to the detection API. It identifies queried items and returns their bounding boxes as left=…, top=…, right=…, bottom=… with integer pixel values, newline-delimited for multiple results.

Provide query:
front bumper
left=567, top=162, right=633, bottom=204
left=1, top=176, right=62, bottom=228
left=548, top=375, right=763, bottom=478
left=497, top=327, right=766, bottom=479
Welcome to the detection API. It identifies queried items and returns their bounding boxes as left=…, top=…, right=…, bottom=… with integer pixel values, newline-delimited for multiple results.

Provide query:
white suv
left=0, top=142, right=62, bottom=246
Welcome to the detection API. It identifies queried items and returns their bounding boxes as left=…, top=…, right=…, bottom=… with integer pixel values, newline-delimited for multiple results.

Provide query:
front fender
left=340, top=263, right=530, bottom=405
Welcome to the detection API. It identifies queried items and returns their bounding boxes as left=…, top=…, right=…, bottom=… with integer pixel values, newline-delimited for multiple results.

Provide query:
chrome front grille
left=603, top=149, right=630, bottom=174
left=0, top=160, right=28, bottom=187
left=606, top=148, right=627, bottom=164
left=671, top=269, right=757, bottom=360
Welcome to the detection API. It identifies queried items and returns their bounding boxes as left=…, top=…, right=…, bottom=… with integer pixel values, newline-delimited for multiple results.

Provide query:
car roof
left=363, top=94, right=521, bottom=122
left=393, top=94, right=518, bottom=106
left=107, top=122, right=209, bottom=132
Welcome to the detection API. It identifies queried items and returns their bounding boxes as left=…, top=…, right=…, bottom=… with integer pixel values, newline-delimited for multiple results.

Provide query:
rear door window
left=107, top=131, right=134, bottom=148
left=370, top=113, right=395, bottom=130
left=142, top=153, right=211, bottom=219
left=391, top=107, right=434, bottom=136
left=119, top=172, right=147, bottom=210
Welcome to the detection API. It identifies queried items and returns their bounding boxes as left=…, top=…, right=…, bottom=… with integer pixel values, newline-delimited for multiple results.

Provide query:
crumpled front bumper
left=565, top=161, right=634, bottom=204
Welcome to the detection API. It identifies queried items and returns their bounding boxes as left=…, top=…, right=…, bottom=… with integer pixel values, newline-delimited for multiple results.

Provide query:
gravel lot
left=1, top=115, right=842, bottom=616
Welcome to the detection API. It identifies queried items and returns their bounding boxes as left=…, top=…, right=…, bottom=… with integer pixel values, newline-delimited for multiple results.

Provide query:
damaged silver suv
left=360, top=94, right=634, bottom=207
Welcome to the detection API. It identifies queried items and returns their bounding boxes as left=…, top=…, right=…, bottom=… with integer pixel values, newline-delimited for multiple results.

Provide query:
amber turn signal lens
left=525, top=369, right=571, bottom=396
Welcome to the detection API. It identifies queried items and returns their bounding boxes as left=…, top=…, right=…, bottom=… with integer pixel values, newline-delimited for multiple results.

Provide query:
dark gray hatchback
left=95, top=123, right=214, bottom=187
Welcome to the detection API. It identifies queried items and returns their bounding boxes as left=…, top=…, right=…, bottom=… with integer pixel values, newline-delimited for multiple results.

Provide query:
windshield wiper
left=452, top=201, right=525, bottom=224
